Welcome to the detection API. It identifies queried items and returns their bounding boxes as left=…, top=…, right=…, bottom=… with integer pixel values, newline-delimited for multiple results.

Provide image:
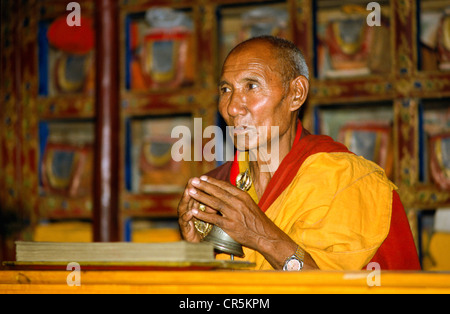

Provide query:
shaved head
left=224, top=36, right=309, bottom=90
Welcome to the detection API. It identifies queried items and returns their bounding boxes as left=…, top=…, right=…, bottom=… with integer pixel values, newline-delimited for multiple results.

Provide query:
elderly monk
left=177, top=36, right=420, bottom=271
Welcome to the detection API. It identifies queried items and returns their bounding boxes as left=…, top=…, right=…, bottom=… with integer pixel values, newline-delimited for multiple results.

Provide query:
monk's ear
left=289, top=75, right=309, bottom=112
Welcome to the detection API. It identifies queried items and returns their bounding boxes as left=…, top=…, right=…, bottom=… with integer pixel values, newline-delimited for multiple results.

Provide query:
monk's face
left=218, top=41, right=295, bottom=152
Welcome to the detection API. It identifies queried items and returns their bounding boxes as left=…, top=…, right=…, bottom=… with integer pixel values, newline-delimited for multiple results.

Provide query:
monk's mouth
left=233, top=125, right=257, bottom=135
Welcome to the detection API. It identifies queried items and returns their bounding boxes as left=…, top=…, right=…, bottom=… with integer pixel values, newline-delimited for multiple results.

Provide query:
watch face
left=286, top=258, right=302, bottom=271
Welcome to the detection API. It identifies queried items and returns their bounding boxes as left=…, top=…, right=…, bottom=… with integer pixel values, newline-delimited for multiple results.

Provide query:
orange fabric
left=227, top=121, right=420, bottom=270
left=230, top=122, right=350, bottom=211
left=370, top=191, right=421, bottom=270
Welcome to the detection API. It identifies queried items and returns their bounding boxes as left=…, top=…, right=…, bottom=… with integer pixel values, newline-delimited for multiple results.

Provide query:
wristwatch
left=283, top=246, right=305, bottom=271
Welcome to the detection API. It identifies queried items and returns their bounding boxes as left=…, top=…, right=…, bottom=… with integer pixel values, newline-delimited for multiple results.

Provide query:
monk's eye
left=220, top=86, right=231, bottom=94
left=248, top=83, right=258, bottom=90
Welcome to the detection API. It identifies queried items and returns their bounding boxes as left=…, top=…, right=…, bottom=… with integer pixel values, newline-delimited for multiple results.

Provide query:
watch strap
left=293, top=245, right=305, bottom=262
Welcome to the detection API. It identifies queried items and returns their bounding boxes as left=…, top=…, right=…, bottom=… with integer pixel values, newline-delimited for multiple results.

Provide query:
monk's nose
left=227, top=91, right=246, bottom=117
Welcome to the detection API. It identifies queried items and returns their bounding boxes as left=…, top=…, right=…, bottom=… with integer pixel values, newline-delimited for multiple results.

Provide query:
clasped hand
left=177, top=175, right=277, bottom=251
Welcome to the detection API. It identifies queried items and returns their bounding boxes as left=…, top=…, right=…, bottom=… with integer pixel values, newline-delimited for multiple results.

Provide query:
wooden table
left=1, top=270, right=450, bottom=294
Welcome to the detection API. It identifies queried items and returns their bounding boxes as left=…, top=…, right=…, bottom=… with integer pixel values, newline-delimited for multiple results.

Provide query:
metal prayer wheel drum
left=202, top=225, right=244, bottom=257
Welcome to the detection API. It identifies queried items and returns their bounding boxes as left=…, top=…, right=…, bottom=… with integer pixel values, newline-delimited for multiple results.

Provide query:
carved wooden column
left=93, top=0, right=120, bottom=242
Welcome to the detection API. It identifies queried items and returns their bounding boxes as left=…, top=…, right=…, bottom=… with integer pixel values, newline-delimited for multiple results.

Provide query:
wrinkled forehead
left=221, top=41, right=282, bottom=79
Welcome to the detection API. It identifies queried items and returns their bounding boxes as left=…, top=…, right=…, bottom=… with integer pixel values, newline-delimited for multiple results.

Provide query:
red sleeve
left=367, top=191, right=421, bottom=270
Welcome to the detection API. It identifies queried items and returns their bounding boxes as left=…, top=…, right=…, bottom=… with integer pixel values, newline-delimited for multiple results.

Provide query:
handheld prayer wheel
left=195, top=169, right=252, bottom=258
